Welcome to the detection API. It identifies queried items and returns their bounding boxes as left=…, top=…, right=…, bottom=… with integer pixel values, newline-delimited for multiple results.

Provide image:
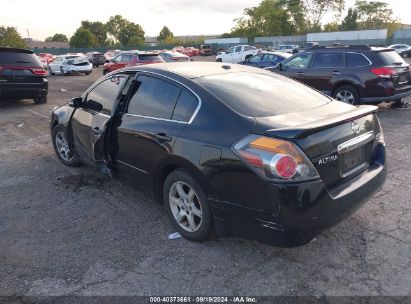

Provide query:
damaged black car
left=50, top=62, right=387, bottom=247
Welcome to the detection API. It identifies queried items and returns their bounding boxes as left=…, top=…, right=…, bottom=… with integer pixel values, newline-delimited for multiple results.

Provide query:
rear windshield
left=138, top=54, right=162, bottom=61
left=377, top=50, right=406, bottom=65
left=196, top=72, right=331, bottom=117
left=0, top=51, right=42, bottom=66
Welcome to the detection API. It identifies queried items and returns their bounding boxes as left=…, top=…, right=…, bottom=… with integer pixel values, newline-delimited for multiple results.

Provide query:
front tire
left=163, top=170, right=212, bottom=242
left=216, top=58, right=222, bottom=62
left=48, top=66, right=54, bottom=75
left=52, top=125, right=79, bottom=167
left=333, top=85, right=360, bottom=105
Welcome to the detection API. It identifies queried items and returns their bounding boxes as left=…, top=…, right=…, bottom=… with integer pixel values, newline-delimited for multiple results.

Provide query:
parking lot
left=1, top=58, right=411, bottom=297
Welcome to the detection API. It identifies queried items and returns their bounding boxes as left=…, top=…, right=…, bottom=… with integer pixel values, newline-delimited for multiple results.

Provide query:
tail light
left=371, top=67, right=395, bottom=78
left=31, top=68, right=47, bottom=76
left=233, top=135, right=319, bottom=182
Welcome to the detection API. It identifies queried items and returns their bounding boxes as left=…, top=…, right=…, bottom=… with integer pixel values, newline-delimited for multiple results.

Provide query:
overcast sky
left=1, top=0, right=410, bottom=40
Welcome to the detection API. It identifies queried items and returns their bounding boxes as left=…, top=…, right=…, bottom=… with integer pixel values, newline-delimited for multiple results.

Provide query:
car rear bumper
left=0, top=81, right=48, bottom=99
left=210, top=144, right=387, bottom=247
left=64, top=65, right=93, bottom=73
left=361, top=84, right=411, bottom=103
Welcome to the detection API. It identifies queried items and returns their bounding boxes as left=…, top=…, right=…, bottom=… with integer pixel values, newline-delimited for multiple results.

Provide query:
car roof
left=0, top=47, right=33, bottom=54
left=124, top=62, right=260, bottom=79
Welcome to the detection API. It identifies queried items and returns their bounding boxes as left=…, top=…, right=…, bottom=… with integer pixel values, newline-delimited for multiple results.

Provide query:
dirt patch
left=56, top=174, right=109, bottom=191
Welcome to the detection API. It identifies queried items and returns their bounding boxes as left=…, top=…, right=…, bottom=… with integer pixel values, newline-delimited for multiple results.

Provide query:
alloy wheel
left=169, top=181, right=203, bottom=232
left=55, top=131, right=73, bottom=161
left=335, top=90, right=355, bottom=104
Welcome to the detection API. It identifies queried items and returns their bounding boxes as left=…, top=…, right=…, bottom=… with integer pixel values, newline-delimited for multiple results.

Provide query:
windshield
left=196, top=71, right=331, bottom=117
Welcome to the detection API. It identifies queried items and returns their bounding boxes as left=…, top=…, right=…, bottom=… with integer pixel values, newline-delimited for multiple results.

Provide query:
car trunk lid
left=254, top=103, right=381, bottom=188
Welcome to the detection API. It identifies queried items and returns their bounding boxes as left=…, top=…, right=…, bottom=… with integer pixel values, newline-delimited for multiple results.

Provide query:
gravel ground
left=0, top=59, right=410, bottom=297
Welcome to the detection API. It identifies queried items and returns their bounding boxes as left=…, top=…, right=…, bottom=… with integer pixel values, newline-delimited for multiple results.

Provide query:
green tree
left=323, top=22, right=339, bottom=32
left=0, top=26, right=26, bottom=48
left=339, top=8, right=358, bottom=31
left=355, top=0, right=394, bottom=29
left=69, top=27, right=93, bottom=48
left=81, top=21, right=107, bottom=46
left=45, top=33, right=68, bottom=42
left=158, top=26, right=173, bottom=41
left=231, top=0, right=297, bottom=38
left=106, top=15, right=145, bottom=46
left=301, top=0, right=345, bottom=31
left=126, top=36, right=144, bottom=47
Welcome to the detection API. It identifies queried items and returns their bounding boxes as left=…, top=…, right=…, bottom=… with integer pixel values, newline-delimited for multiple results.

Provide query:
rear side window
left=248, top=55, right=262, bottom=63
left=121, top=54, right=132, bottom=62
left=0, top=51, right=41, bottom=66
left=127, top=75, right=180, bottom=119
left=312, top=52, right=344, bottom=68
left=235, top=46, right=242, bottom=53
left=138, top=54, right=162, bottom=61
left=197, top=72, right=330, bottom=117
left=244, top=46, right=256, bottom=51
left=86, top=76, right=129, bottom=115
left=346, top=53, right=371, bottom=67
left=377, top=51, right=406, bottom=65
left=172, top=90, right=198, bottom=122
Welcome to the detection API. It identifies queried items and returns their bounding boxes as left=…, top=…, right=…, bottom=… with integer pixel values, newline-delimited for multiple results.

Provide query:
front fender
left=50, top=104, right=75, bottom=131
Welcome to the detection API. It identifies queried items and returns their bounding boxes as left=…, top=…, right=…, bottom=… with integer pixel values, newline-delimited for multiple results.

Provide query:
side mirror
left=69, top=97, right=83, bottom=108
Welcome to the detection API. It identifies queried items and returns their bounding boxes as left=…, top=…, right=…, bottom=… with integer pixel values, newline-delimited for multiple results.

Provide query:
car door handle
left=92, top=127, right=104, bottom=135
left=297, top=71, right=305, bottom=75
left=331, top=71, right=341, bottom=75
left=154, top=133, right=172, bottom=142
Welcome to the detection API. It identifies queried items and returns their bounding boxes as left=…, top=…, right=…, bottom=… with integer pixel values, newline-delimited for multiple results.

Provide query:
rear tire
left=245, top=54, right=253, bottom=60
left=52, top=125, right=79, bottom=167
left=163, top=170, right=212, bottom=242
left=333, top=85, right=360, bottom=105
left=85, top=71, right=91, bottom=75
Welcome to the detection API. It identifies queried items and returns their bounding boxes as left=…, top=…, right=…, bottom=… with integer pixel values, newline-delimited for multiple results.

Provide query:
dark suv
left=86, top=52, right=106, bottom=67
left=271, top=45, right=411, bottom=105
left=0, top=47, right=48, bottom=104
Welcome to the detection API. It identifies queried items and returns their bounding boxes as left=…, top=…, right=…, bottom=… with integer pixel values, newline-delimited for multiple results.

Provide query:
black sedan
left=50, top=63, right=387, bottom=247
left=240, top=51, right=292, bottom=68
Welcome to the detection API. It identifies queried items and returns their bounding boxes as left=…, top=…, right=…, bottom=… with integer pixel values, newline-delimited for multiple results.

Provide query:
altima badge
left=351, top=121, right=360, bottom=134
left=318, top=155, right=338, bottom=165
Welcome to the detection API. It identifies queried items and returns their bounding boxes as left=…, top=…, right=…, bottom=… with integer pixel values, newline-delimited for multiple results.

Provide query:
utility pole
left=26, top=29, right=31, bottom=49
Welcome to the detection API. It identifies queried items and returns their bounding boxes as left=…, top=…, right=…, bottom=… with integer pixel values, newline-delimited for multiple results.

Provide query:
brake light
left=371, top=67, right=395, bottom=78
left=233, top=135, right=319, bottom=181
left=31, top=68, right=47, bottom=76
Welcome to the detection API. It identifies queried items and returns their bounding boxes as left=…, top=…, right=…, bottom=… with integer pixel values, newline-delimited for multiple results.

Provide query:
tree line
left=222, top=0, right=398, bottom=38
left=0, top=1, right=401, bottom=49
